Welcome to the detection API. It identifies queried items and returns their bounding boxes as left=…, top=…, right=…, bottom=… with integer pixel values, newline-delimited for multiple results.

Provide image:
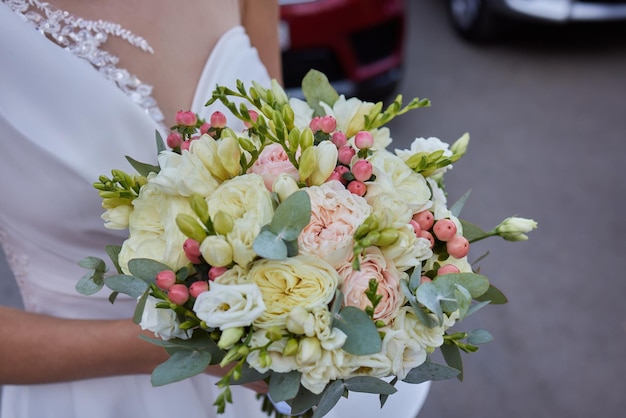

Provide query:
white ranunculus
left=193, top=282, right=266, bottom=329
left=118, top=183, right=194, bottom=274
left=366, top=150, right=431, bottom=212
left=140, top=296, right=190, bottom=340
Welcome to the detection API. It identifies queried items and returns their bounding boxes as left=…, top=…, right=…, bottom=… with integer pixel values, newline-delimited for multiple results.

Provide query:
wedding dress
left=0, top=2, right=429, bottom=417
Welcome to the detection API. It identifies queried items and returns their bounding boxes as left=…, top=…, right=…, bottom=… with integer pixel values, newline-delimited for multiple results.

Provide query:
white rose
left=366, top=192, right=413, bottom=230
left=140, top=296, right=190, bottom=340
left=193, top=282, right=266, bottom=329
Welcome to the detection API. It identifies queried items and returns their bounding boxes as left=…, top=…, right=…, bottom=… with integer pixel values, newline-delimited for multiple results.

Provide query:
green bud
left=360, top=231, right=380, bottom=247
left=98, top=190, right=119, bottom=199
left=218, top=327, right=245, bottom=350
left=179, top=320, right=197, bottom=330
left=190, top=194, right=209, bottom=223
left=176, top=214, right=207, bottom=242
left=450, top=132, right=470, bottom=158
left=298, top=146, right=317, bottom=182
left=288, top=127, right=301, bottom=153
left=374, top=320, right=386, bottom=328
left=377, top=228, right=400, bottom=247
left=300, top=128, right=314, bottom=149
left=282, top=105, right=295, bottom=128
left=266, top=326, right=283, bottom=342
left=238, top=137, right=257, bottom=153
left=237, top=345, right=250, bottom=357
left=259, top=350, right=272, bottom=368
left=219, top=346, right=241, bottom=367
left=353, top=223, right=372, bottom=240
left=282, top=338, right=300, bottom=357
left=213, top=210, right=234, bottom=235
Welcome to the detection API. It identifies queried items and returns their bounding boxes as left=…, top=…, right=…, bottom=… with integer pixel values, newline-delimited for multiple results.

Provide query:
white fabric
left=0, top=3, right=429, bottom=418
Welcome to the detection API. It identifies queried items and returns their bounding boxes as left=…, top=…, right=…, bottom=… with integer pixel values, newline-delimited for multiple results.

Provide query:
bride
left=0, top=1, right=429, bottom=417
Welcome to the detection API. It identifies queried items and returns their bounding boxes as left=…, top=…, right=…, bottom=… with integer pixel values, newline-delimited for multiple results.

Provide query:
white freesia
left=395, top=136, right=454, bottom=178
left=191, top=134, right=235, bottom=182
left=393, top=307, right=459, bottom=349
left=495, top=217, right=538, bottom=241
left=308, top=141, right=338, bottom=185
left=193, top=282, right=266, bottom=329
left=320, top=95, right=375, bottom=138
left=247, top=331, right=298, bottom=374
left=200, top=235, right=233, bottom=267
left=101, top=204, right=132, bottom=230
left=299, top=350, right=348, bottom=394
left=272, top=173, right=300, bottom=202
left=382, top=224, right=433, bottom=271
left=151, top=149, right=219, bottom=197
left=140, top=296, right=190, bottom=340
left=380, top=327, right=427, bottom=379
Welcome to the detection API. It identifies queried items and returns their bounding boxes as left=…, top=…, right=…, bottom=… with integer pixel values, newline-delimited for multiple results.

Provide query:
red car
left=279, top=0, right=406, bottom=102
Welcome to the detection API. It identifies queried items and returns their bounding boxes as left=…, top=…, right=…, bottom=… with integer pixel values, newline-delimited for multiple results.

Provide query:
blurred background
left=2, top=0, right=626, bottom=416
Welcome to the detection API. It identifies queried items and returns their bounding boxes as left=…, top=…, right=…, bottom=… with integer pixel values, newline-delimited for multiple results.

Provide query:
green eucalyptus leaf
left=290, top=385, right=323, bottom=416
left=253, top=229, right=288, bottom=260
left=312, top=380, right=345, bottom=418
left=105, top=245, right=123, bottom=274
left=269, top=371, right=302, bottom=402
left=403, top=361, right=461, bottom=384
left=285, top=238, right=299, bottom=257
left=460, top=219, right=488, bottom=242
left=415, top=282, right=444, bottom=323
left=78, top=256, right=107, bottom=271
left=108, top=291, right=119, bottom=304
left=467, top=329, right=494, bottom=345
left=126, top=155, right=160, bottom=177
left=75, top=271, right=104, bottom=295
left=230, top=362, right=270, bottom=385
left=450, top=190, right=471, bottom=218
left=441, top=342, right=464, bottom=382
left=128, top=258, right=173, bottom=283
left=133, top=289, right=150, bottom=324
left=151, top=349, right=212, bottom=386
left=454, top=284, right=472, bottom=319
left=344, top=376, right=397, bottom=395
left=269, top=190, right=311, bottom=241
left=155, top=130, right=166, bottom=154
left=302, top=69, right=339, bottom=117
left=104, top=274, right=149, bottom=298
left=333, top=307, right=381, bottom=355
left=434, top=273, right=490, bottom=299
left=466, top=300, right=491, bottom=317
left=400, top=279, right=437, bottom=328
left=475, top=284, right=508, bottom=304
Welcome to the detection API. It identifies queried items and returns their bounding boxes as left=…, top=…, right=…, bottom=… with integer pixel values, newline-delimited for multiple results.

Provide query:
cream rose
left=247, top=255, right=341, bottom=329
left=193, top=282, right=266, bottom=329
left=299, top=181, right=371, bottom=268
left=247, top=143, right=300, bottom=190
left=338, top=247, right=406, bottom=325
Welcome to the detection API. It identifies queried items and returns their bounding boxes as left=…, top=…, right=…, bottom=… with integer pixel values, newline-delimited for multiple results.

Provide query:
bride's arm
left=242, top=0, right=283, bottom=84
left=0, top=306, right=268, bottom=392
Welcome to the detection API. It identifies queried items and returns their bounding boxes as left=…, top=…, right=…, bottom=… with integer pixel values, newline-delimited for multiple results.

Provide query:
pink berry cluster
left=166, top=110, right=243, bottom=152
left=153, top=237, right=229, bottom=306
left=309, top=116, right=375, bottom=197
left=410, top=210, right=470, bottom=284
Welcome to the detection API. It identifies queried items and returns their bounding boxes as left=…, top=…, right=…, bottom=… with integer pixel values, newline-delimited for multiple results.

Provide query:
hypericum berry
left=181, top=136, right=199, bottom=152
left=244, top=110, right=259, bottom=128
left=337, top=145, right=356, bottom=166
left=309, top=116, right=322, bottom=132
left=438, top=264, right=460, bottom=275
left=354, top=131, right=374, bottom=149
left=347, top=180, right=367, bottom=196
left=320, top=116, right=337, bottom=134
left=210, top=111, right=227, bottom=128
left=156, top=270, right=177, bottom=291
left=208, top=266, right=228, bottom=281
left=351, top=159, right=373, bottom=182
left=409, top=219, right=422, bottom=235
left=334, top=165, right=351, bottom=185
left=175, top=110, right=197, bottom=127
left=447, top=235, right=470, bottom=259
left=189, top=281, right=209, bottom=298
left=183, top=238, right=202, bottom=264
left=331, top=131, right=348, bottom=148
left=413, top=210, right=434, bottom=230
left=420, top=276, right=432, bottom=284
left=200, top=122, right=211, bottom=135
left=166, top=132, right=182, bottom=148
left=168, top=284, right=190, bottom=305
left=433, top=218, right=457, bottom=242
left=418, top=230, right=435, bottom=249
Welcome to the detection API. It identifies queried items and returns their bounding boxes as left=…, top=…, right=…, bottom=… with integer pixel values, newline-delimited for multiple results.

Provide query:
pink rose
left=247, top=143, right=300, bottom=190
left=299, top=181, right=371, bottom=268
left=339, top=247, right=405, bottom=325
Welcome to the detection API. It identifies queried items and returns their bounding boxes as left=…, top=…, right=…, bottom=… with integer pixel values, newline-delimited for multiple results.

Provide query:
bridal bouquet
left=78, top=70, right=536, bottom=417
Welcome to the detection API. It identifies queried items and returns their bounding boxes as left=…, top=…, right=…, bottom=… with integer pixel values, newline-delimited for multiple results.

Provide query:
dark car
left=447, top=0, right=626, bottom=41
left=279, top=0, right=406, bottom=102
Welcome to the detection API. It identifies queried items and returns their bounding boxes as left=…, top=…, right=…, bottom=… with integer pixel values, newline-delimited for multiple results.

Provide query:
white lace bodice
left=3, top=0, right=165, bottom=127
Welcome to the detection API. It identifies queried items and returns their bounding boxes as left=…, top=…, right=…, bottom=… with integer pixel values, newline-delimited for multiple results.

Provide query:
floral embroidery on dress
left=2, top=0, right=166, bottom=128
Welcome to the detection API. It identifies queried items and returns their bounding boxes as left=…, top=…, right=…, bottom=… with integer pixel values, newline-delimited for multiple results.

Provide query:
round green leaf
left=333, top=307, right=381, bottom=355
left=253, top=229, right=288, bottom=260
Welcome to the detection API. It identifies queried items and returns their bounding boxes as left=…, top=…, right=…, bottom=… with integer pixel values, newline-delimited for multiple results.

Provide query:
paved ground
left=2, top=1, right=626, bottom=417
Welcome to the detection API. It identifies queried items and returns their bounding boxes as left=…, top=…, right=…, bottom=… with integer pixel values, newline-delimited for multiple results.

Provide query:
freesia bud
left=282, top=105, right=295, bottom=127
left=495, top=217, right=538, bottom=241
left=377, top=228, right=400, bottom=246
left=176, top=214, right=207, bottom=242
left=244, top=110, right=259, bottom=129
left=156, top=270, right=177, bottom=290
left=309, top=141, right=339, bottom=185
left=450, top=132, right=470, bottom=157
left=351, top=159, right=373, bottom=182
left=266, top=326, right=283, bottom=342
left=218, top=327, right=244, bottom=350
left=354, top=131, right=374, bottom=149
left=271, top=79, right=289, bottom=105
left=210, top=111, right=227, bottom=128
left=283, top=338, right=299, bottom=356
left=190, top=194, right=209, bottom=224
left=272, top=173, right=300, bottom=202
left=213, top=210, right=234, bottom=235
left=175, top=110, right=197, bottom=127
left=189, top=281, right=209, bottom=298
left=218, top=136, right=242, bottom=178
left=168, top=284, right=190, bottom=305
left=259, top=350, right=272, bottom=368
left=300, top=128, right=314, bottom=149
left=286, top=306, right=310, bottom=335
left=298, top=146, right=317, bottom=182
left=200, top=235, right=233, bottom=267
